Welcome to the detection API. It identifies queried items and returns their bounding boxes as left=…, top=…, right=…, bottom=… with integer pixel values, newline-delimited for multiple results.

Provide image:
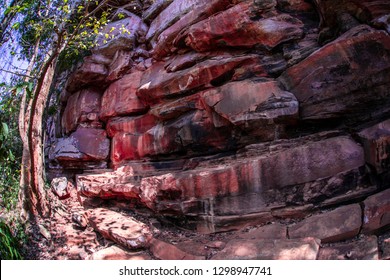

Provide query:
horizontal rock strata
left=47, top=0, right=390, bottom=258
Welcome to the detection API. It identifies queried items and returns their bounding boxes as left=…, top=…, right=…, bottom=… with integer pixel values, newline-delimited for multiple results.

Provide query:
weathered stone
left=62, top=88, right=102, bottom=134
left=137, top=54, right=258, bottom=104
left=89, top=245, right=152, bottom=260
left=106, top=114, right=157, bottom=138
left=288, top=204, right=362, bottom=243
left=150, top=238, right=205, bottom=260
left=51, top=177, right=71, bottom=199
left=80, top=136, right=364, bottom=221
left=100, top=71, right=148, bottom=120
left=185, top=2, right=304, bottom=52
left=78, top=168, right=140, bottom=200
left=66, top=56, right=108, bottom=93
left=318, top=235, right=379, bottom=260
left=143, top=0, right=174, bottom=23
left=318, top=186, right=378, bottom=208
left=238, top=223, right=287, bottom=240
left=161, top=50, right=278, bottom=77
left=93, top=15, right=148, bottom=58
left=88, top=208, right=152, bottom=249
left=362, top=188, right=390, bottom=234
left=106, top=50, right=133, bottom=82
left=279, top=25, right=390, bottom=121
left=78, top=162, right=186, bottom=200
left=164, top=52, right=208, bottom=72
left=200, top=79, right=298, bottom=132
left=211, top=238, right=320, bottom=260
left=149, top=94, right=203, bottom=120
left=110, top=110, right=230, bottom=165
left=152, top=0, right=231, bottom=58
left=44, top=0, right=390, bottom=256
left=83, top=182, right=140, bottom=200
left=51, top=128, right=110, bottom=169
left=146, top=0, right=210, bottom=42
left=183, top=137, right=362, bottom=200
left=358, top=120, right=390, bottom=174
left=283, top=33, right=320, bottom=66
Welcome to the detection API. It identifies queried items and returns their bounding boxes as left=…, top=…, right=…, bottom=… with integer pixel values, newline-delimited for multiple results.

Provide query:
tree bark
left=18, top=39, right=39, bottom=220
left=19, top=48, right=59, bottom=220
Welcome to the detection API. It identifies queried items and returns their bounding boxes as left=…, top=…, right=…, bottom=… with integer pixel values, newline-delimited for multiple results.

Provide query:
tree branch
left=0, top=68, right=37, bottom=79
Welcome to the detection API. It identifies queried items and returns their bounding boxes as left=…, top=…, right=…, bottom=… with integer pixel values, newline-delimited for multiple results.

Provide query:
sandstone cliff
left=44, top=0, right=390, bottom=260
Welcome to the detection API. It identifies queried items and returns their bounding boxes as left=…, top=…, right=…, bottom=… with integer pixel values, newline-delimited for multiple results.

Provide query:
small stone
left=51, top=177, right=70, bottom=199
left=72, top=212, right=89, bottom=229
left=38, top=224, right=51, bottom=240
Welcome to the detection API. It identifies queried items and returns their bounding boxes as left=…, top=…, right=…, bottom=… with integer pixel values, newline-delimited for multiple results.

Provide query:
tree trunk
left=18, top=40, right=39, bottom=221
left=19, top=49, right=59, bottom=220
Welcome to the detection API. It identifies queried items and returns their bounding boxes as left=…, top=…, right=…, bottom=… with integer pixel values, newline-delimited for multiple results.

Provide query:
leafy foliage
left=0, top=93, right=22, bottom=211
left=0, top=219, right=23, bottom=260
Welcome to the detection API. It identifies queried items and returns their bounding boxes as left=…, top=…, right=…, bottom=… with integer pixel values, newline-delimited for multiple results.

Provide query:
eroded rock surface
left=88, top=208, right=152, bottom=250
left=46, top=0, right=390, bottom=260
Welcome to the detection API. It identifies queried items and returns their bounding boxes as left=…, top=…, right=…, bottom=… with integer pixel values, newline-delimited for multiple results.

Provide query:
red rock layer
left=48, top=0, right=390, bottom=233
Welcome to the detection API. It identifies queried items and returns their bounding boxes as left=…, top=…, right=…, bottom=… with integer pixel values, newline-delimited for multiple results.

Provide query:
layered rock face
left=47, top=0, right=390, bottom=259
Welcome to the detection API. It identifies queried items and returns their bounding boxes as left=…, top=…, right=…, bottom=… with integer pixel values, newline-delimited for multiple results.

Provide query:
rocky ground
left=21, top=185, right=389, bottom=260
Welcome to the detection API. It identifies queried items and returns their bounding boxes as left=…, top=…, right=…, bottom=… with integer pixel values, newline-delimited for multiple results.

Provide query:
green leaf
left=1, top=123, right=9, bottom=137
left=4, top=7, right=11, bottom=15
left=8, top=150, right=15, bottom=161
left=12, top=22, right=20, bottom=30
left=28, top=82, right=34, bottom=93
left=15, top=86, right=23, bottom=94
